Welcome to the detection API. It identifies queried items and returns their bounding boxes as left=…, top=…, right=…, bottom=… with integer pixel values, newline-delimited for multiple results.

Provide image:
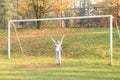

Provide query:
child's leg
left=59, top=51, right=61, bottom=64
left=56, top=51, right=59, bottom=64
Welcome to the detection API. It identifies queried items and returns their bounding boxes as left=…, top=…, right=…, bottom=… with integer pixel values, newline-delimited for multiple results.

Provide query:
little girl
left=50, top=35, right=65, bottom=65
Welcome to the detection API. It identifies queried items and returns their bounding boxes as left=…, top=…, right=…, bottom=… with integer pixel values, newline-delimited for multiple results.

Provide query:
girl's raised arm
left=50, top=36, right=56, bottom=43
left=61, top=35, right=65, bottom=44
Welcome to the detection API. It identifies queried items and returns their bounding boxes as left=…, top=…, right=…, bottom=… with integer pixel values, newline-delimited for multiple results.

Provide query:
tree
left=14, top=0, right=71, bottom=28
left=79, top=0, right=92, bottom=27
left=97, top=0, right=120, bottom=25
left=0, top=0, right=17, bottom=29
left=52, top=0, right=71, bottom=27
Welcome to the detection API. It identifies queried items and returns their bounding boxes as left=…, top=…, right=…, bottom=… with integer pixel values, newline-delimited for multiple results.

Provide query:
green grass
left=0, top=55, right=120, bottom=80
left=0, top=27, right=120, bottom=58
left=0, top=27, right=120, bottom=80
left=8, top=27, right=120, bottom=59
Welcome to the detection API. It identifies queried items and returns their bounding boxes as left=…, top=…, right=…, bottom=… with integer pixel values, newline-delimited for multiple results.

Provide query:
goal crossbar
left=9, top=15, right=112, bottom=22
left=8, top=15, right=113, bottom=65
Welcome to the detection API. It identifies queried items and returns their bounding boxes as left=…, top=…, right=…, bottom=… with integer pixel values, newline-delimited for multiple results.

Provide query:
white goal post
left=8, top=15, right=113, bottom=65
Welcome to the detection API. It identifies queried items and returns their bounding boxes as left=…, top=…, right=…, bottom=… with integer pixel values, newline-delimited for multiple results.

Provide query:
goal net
left=8, top=15, right=113, bottom=64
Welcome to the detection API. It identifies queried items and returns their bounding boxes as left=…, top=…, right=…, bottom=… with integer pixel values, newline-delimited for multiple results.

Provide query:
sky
left=91, top=0, right=97, bottom=4
left=91, top=0, right=104, bottom=4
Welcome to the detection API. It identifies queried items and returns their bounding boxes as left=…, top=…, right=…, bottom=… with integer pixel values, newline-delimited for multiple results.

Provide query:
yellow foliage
left=12, top=0, right=73, bottom=17
left=52, top=0, right=72, bottom=13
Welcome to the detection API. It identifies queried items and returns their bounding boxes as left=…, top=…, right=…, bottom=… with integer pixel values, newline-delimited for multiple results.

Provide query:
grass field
left=0, top=27, right=120, bottom=80
left=0, top=56, right=120, bottom=80
left=8, top=27, right=120, bottom=59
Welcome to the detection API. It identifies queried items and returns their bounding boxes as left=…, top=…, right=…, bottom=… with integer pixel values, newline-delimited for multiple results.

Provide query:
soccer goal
left=8, top=15, right=113, bottom=65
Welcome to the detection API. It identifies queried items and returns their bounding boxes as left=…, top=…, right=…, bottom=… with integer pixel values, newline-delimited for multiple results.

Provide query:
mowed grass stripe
left=0, top=56, right=120, bottom=80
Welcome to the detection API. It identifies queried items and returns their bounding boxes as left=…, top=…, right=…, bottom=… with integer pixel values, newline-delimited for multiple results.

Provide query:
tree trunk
left=55, top=12, right=65, bottom=27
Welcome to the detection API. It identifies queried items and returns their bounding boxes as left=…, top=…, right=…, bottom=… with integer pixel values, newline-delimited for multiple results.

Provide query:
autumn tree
left=14, top=0, right=71, bottom=28
left=97, top=0, right=120, bottom=25
left=78, top=0, right=93, bottom=27
left=0, top=0, right=17, bottom=29
left=52, top=0, right=71, bottom=27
